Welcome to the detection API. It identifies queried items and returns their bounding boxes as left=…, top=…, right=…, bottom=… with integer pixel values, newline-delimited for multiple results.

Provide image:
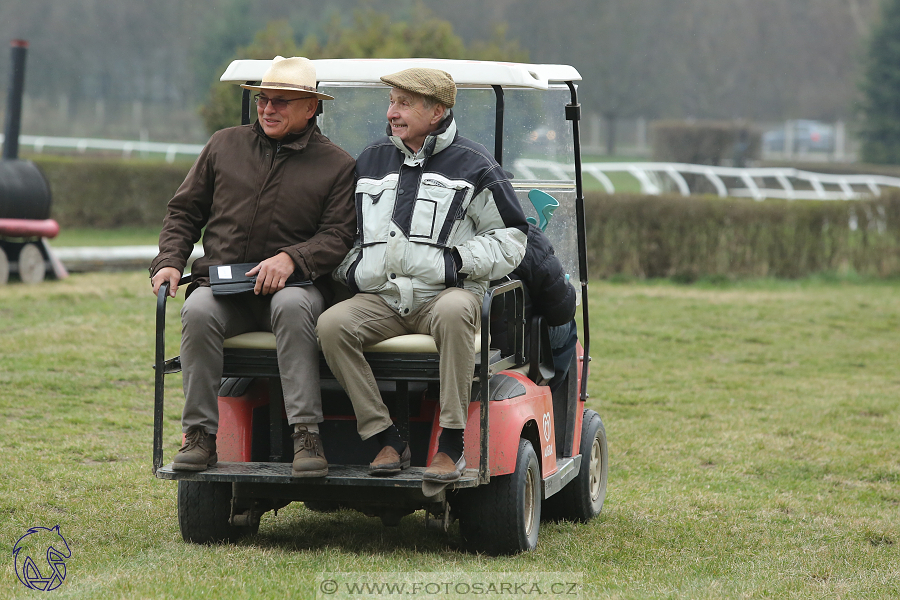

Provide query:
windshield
left=317, top=83, right=580, bottom=291
left=317, top=84, right=574, bottom=167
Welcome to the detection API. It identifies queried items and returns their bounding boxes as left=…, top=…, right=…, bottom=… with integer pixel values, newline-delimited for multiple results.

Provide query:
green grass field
left=580, top=154, right=647, bottom=193
left=1, top=272, right=898, bottom=598
left=50, top=227, right=162, bottom=247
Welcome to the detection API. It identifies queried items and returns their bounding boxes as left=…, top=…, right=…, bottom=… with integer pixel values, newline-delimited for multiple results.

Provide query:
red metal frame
left=0, top=218, right=59, bottom=239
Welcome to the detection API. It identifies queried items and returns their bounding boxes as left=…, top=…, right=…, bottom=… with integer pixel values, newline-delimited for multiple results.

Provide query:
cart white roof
left=220, top=58, right=581, bottom=90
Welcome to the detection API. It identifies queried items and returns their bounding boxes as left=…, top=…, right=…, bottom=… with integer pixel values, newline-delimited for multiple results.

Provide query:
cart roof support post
left=565, top=80, right=590, bottom=403
left=492, top=85, right=504, bottom=166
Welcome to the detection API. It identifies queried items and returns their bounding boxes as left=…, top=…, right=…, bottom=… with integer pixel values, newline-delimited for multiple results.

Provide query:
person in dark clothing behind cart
left=499, top=222, right=578, bottom=393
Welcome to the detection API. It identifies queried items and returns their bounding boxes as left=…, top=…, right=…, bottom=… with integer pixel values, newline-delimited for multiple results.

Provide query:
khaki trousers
left=180, top=285, right=324, bottom=434
left=317, top=288, right=481, bottom=440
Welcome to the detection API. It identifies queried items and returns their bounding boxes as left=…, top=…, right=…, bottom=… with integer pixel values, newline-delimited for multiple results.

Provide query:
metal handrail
left=0, top=133, right=205, bottom=163
left=514, top=159, right=900, bottom=201
left=478, top=279, right=525, bottom=484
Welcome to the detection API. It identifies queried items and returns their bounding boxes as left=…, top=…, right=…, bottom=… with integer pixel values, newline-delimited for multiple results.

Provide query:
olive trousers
left=317, top=288, right=481, bottom=440
left=180, top=285, right=324, bottom=434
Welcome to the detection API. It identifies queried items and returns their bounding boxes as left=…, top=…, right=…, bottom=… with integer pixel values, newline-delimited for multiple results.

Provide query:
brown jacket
left=150, top=121, right=356, bottom=298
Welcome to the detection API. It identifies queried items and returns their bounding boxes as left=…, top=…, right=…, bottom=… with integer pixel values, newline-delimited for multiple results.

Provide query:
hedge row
left=584, top=191, right=900, bottom=279
left=34, top=155, right=191, bottom=229
left=30, top=155, right=900, bottom=279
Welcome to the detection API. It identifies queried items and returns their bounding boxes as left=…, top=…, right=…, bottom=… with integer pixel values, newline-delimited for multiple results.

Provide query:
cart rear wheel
left=542, top=409, right=607, bottom=522
left=177, top=480, right=258, bottom=544
left=18, top=243, right=45, bottom=284
left=457, top=438, right=541, bottom=555
left=0, top=247, right=8, bottom=285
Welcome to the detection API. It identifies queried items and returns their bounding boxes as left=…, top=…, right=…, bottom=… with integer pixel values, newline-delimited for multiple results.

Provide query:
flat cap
left=380, top=68, right=456, bottom=108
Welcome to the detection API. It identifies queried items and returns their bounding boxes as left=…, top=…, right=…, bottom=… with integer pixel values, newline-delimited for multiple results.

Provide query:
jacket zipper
left=243, top=140, right=280, bottom=261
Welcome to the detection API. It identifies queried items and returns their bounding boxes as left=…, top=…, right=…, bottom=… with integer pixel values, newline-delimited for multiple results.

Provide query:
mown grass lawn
left=50, top=227, right=162, bottom=247
left=1, top=272, right=898, bottom=599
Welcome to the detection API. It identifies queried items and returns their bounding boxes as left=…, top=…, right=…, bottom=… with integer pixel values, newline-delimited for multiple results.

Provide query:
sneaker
left=369, top=443, right=411, bottom=476
left=172, top=426, right=217, bottom=471
left=292, top=426, right=328, bottom=478
left=422, top=452, right=466, bottom=483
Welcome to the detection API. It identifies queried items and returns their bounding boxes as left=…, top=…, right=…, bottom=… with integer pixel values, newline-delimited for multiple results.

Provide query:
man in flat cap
left=318, top=67, right=528, bottom=483
left=151, top=57, right=356, bottom=477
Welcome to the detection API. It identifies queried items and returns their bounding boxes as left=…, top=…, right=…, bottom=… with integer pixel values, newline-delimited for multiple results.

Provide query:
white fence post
left=834, top=120, right=846, bottom=162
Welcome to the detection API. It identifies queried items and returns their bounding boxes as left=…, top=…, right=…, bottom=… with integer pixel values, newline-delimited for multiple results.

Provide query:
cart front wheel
left=543, top=409, right=607, bottom=522
left=177, top=480, right=258, bottom=544
left=457, top=438, right=541, bottom=555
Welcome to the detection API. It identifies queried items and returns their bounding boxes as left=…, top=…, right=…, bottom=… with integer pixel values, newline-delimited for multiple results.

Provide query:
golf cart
left=152, top=58, right=607, bottom=555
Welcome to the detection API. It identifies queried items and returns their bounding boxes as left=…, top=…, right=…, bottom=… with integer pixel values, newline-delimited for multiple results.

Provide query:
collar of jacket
left=387, top=110, right=457, bottom=162
left=251, top=119, right=318, bottom=152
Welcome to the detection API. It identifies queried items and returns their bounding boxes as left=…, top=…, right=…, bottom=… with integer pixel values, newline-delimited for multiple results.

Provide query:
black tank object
left=0, top=160, right=52, bottom=220
left=1, top=40, right=52, bottom=222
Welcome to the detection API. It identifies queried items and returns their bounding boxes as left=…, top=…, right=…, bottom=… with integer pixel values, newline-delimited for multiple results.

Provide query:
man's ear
left=304, top=98, right=319, bottom=119
left=431, top=104, right=446, bottom=125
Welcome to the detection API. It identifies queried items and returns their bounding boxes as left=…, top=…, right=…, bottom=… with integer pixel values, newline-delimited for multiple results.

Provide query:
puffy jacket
left=150, top=120, right=357, bottom=298
left=334, top=113, right=528, bottom=314
left=511, top=224, right=577, bottom=327
left=489, top=223, right=577, bottom=359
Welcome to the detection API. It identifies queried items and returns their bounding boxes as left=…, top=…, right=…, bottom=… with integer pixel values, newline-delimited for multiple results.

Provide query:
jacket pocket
left=357, top=178, right=397, bottom=244
left=410, top=199, right=438, bottom=239
left=417, top=177, right=472, bottom=245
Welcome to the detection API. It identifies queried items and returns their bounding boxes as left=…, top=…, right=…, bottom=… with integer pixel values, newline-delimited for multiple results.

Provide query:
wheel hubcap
left=589, top=437, right=602, bottom=501
left=524, top=467, right=535, bottom=536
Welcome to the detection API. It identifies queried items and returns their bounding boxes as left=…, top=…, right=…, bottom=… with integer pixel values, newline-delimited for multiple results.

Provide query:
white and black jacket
left=334, top=113, right=528, bottom=314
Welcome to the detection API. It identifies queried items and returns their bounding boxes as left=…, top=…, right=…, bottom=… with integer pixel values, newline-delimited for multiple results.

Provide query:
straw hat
left=240, top=56, right=334, bottom=100
left=380, top=68, right=456, bottom=108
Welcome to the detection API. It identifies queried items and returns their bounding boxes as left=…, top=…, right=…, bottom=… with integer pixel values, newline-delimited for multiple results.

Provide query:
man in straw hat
left=151, top=57, right=356, bottom=477
left=319, top=67, right=529, bottom=484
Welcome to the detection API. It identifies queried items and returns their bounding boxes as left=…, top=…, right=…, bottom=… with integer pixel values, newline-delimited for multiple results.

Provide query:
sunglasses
left=254, top=94, right=316, bottom=111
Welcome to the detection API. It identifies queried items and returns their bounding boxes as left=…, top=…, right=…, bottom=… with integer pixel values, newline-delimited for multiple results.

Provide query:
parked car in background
left=763, top=120, right=835, bottom=154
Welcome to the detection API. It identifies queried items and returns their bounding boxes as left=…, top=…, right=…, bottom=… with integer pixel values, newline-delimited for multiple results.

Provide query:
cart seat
left=222, top=331, right=482, bottom=354
left=219, top=329, right=496, bottom=382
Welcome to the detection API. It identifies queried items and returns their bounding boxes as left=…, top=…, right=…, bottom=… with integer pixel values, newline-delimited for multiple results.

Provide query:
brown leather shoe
left=292, top=426, right=328, bottom=478
left=423, top=452, right=466, bottom=483
left=369, top=443, right=411, bottom=476
left=172, top=426, right=217, bottom=471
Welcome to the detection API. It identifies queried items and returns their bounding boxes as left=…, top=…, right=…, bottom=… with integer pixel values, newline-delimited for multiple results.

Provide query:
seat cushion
left=222, top=331, right=278, bottom=350
left=222, top=331, right=482, bottom=353
left=363, top=333, right=437, bottom=353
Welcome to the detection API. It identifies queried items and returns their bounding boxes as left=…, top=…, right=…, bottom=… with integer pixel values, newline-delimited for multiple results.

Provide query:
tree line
left=0, top=0, right=889, bottom=154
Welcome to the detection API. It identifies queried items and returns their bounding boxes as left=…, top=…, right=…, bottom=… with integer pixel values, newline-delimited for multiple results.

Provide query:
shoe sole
left=422, top=471, right=462, bottom=483
left=172, top=462, right=215, bottom=472
left=422, top=459, right=465, bottom=483
left=369, top=460, right=411, bottom=476
left=292, top=468, right=328, bottom=478
left=172, top=456, right=217, bottom=471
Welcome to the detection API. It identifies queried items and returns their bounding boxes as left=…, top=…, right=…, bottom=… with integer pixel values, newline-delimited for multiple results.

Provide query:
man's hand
left=151, top=267, right=182, bottom=298
left=247, top=252, right=297, bottom=295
